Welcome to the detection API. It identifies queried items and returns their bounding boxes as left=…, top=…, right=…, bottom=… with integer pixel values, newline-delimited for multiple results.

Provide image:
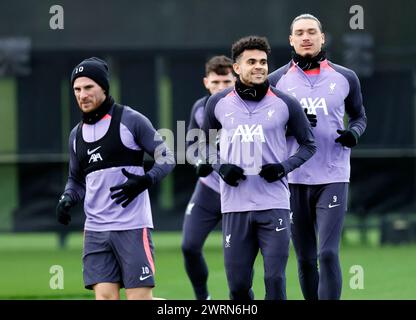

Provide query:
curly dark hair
left=231, top=36, right=271, bottom=61
left=205, top=55, right=233, bottom=76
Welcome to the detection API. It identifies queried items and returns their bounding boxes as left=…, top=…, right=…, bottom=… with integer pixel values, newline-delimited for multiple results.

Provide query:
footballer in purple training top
left=201, top=36, right=316, bottom=300
left=269, top=14, right=367, bottom=300
left=181, top=55, right=236, bottom=300
left=56, top=57, right=175, bottom=300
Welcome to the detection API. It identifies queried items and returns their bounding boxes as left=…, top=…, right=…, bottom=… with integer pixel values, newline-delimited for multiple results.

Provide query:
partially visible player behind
left=182, top=55, right=236, bottom=300
left=269, top=14, right=367, bottom=300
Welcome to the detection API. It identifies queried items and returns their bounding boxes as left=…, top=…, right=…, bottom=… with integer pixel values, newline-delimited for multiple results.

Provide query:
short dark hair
left=231, top=36, right=271, bottom=62
left=205, top=55, right=233, bottom=76
left=290, top=14, right=323, bottom=34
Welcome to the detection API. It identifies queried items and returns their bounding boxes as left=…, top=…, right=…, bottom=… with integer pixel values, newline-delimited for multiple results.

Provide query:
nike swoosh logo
left=139, top=274, right=152, bottom=281
left=275, top=227, right=287, bottom=232
left=328, top=203, right=341, bottom=208
left=287, top=86, right=297, bottom=91
left=87, top=146, right=101, bottom=155
left=225, top=112, right=235, bottom=117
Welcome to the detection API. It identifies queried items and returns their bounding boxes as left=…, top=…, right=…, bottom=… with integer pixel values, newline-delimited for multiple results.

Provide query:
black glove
left=195, top=163, right=213, bottom=177
left=335, top=129, right=358, bottom=148
left=286, top=109, right=317, bottom=136
left=56, top=194, right=75, bottom=225
left=259, top=163, right=285, bottom=183
left=110, top=168, right=153, bottom=208
left=305, top=108, right=317, bottom=127
left=219, top=164, right=246, bottom=187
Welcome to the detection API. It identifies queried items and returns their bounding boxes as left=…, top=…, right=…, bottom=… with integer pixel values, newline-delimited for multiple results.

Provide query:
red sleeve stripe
left=142, top=227, right=155, bottom=274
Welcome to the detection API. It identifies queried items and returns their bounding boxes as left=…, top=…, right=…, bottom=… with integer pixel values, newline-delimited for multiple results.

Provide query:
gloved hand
left=56, top=194, right=76, bottom=225
left=195, top=163, right=213, bottom=177
left=286, top=109, right=317, bottom=136
left=110, top=168, right=153, bottom=208
left=219, top=164, right=246, bottom=187
left=335, top=129, right=358, bottom=148
left=304, top=108, right=317, bottom=127
left=259, top=163, right=285, bottom=183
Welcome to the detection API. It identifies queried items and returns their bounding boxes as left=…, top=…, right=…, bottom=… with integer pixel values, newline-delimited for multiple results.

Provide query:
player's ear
left=203, top=77, right=209, bottom=90
left=321, top=32, right=325, bottom=45
left=289, top=35, right=294, bottom=47
left=232, top=62, right=240, bottom=75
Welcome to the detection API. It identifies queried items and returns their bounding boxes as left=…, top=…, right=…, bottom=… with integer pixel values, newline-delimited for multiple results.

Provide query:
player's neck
left=235, top=78, right=269, bottom=102
left=82, top=95, right=114, bottom=125
left=292, top=50, right=326, bottom=71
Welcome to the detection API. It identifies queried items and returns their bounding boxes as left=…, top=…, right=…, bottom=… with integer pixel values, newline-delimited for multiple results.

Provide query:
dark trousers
left=222, top=209, right=290, bottom=300
left=181, top=181, right=221, bottom=300
left=290, top=183, right=348, bottom=300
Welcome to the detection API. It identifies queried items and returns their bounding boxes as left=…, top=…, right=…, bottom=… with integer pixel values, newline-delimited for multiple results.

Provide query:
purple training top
left=201, top=86, right=316, bottom=213
left=187, top=96, right=220, bottom=193
left=268, top=59, right=367, bottom=184
left=64, top=104, right=175, bottom=231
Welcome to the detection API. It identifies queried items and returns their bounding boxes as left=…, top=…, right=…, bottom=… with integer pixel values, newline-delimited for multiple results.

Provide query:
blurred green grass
left=0, top=231, right=415, bottom=299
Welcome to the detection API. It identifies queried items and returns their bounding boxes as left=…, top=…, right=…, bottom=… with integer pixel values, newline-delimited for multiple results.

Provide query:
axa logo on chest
left=300, top=97, right=328, bottom=115
left=88, top=146, right=103, bottom=163
left=231, top=124, right=265, bottom=143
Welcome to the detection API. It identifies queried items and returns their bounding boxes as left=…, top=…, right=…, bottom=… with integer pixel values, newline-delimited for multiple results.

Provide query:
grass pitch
left=0, top=231, right=415, bottom=300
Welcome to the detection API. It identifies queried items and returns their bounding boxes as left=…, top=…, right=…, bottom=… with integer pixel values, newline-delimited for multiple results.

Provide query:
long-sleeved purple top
left=201, top=86, right=316, bottom=213
left=187, top=96, right=220, bottom=193
left=64, top=104, right=175, bottom=231
left=268, top=59, right=367, bottom=184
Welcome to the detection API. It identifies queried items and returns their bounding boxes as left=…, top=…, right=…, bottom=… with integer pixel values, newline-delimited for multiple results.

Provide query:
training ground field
left=0, top=231, right=415, bottom=300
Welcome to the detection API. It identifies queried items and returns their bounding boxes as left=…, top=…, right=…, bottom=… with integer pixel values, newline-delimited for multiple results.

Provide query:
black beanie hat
left=70, top=57, right=110, bottom=94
